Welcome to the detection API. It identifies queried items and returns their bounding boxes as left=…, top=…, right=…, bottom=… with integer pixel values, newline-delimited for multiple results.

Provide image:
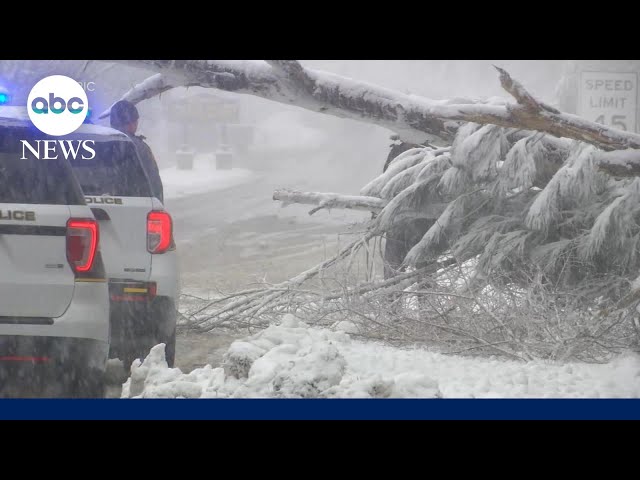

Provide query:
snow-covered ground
left=121, top=315, right=640, bottom=399
left=160, top=154, right=255, bottom=200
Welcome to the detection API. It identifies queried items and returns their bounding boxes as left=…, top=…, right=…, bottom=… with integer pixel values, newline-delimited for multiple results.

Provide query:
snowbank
left=160, top=154, right=255, bottom=200
left=121, top=315, right=640, bottom=399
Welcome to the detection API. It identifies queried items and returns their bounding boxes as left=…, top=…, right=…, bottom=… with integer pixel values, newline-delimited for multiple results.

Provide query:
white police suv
left=0, top=106, right=110, bottom=397
left=2, top=100, right=180, bottom=374
left=64, top=119, right=180, bottom=370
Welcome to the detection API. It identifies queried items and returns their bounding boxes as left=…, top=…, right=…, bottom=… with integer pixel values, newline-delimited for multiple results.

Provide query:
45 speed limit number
left=579, top=72, right=638, bottom=132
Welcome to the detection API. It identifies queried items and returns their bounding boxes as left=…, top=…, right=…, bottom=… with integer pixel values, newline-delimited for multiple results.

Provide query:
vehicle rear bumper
left=0, top=281, right=110, bottom=344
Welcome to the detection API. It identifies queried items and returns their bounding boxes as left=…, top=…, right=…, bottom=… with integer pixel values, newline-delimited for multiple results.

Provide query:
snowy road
left=166, top=170, right=365, bottom=290
left=167, top=169, right=368, bottom=367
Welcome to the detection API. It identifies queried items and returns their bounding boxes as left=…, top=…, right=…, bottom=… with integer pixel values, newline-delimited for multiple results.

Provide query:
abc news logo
left=29, top=81, right=96, bottom=114
left=30, top=92, right=85, bottom=115
left=21, top=75, right=96, bottom=160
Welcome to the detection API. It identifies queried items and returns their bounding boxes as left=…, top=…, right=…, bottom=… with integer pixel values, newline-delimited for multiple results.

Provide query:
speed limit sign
left=579, top=71, right=638, bottom=133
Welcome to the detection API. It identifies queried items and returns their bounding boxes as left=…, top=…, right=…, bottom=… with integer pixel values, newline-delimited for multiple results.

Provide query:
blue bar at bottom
left=1, top=398, right=639, bottom=420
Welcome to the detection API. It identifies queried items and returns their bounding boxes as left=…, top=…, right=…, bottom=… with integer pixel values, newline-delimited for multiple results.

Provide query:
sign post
left=167, top=95, right=240, bottom=123
left=579, top=71, right=638, bottom=133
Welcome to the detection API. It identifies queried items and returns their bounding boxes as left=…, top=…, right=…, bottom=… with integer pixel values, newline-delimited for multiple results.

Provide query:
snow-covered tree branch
left=112, top=73, right=180, bottom=105
left=273, top=189, right=387, bottom=215
left=596, top=149, right=640, bottom=177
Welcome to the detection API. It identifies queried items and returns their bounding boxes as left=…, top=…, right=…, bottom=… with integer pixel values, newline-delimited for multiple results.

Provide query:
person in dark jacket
left=109, top=100, right=164, bottom=203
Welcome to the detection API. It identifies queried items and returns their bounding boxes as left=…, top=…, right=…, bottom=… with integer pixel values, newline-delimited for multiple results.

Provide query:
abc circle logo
left=27, top=75, right=88, bottom=136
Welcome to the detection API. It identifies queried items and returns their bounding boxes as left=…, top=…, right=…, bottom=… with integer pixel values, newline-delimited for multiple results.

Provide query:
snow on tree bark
left=100, top=60, right=458, bottom=145
left=104, top=60, right=640, bottom=161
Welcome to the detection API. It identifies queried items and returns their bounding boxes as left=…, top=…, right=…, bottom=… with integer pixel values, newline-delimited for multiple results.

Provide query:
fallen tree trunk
left=104, top=60, right=640, bottom=159
left=101, top=60, right=460, bottom=145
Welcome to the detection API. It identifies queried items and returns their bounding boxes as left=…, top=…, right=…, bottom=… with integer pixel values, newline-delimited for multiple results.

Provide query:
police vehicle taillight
left=147, top=211, right=174, bottom=254
left=66, top=218, right=99, bottom=273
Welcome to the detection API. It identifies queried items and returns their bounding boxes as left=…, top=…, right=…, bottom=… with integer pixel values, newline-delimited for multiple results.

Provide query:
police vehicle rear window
left=0, top=126, right=86, bottom=205
left=67, top=139, right=152, bottom=198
